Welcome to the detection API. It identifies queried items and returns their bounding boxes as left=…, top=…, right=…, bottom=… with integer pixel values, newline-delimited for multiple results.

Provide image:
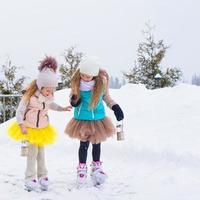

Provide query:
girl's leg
left=37, top=146, right=48, bottom=190
left=25, top=144, right=38, bottom=180
left=37, top=146, right=48, bottom=179
left=92, top=143, right=101, bottom=162
left=78, top=141, right=90, bottom=163
left=77, top=141, right=89, bottom=185
left=91, top=143, right=107, bottom=185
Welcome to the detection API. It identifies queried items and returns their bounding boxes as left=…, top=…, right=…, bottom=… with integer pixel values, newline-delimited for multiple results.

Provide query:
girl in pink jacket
left=7, top=56, right=71, bottom=192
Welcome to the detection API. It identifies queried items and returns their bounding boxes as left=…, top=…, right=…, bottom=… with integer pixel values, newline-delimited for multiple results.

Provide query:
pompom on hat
left=79, top=56, right=101, bottom=77
left=36, top=56, right=58, bottom=90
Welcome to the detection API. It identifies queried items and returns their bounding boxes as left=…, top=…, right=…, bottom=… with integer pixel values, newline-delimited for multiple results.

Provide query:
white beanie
left=79, top=56, right=100, bottom=76
left=36, top=68, right=58, bottom=90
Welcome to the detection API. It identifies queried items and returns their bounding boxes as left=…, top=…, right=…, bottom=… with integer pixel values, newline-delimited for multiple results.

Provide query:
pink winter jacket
left=16, top=90, right=64, bottom=128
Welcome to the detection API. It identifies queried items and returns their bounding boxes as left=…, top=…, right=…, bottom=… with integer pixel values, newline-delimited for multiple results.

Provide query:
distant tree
left=192, top=74, right=200, bottom=86
left=122, top=78, right=126, bottom=86
left=161, top=68, right=183, bottom=87
left=0, top=59, right=25, bottom=94
left=0, top=58, right=26, bottom=123
left=124, top=23, right=182, bottom=89
left=109, top=76, right=115, bottom=88
left=109, top=76, right=126, bottom=89
left=115, top=77, right=120, bottom=88
left=59, top=46, right=83, bottom=88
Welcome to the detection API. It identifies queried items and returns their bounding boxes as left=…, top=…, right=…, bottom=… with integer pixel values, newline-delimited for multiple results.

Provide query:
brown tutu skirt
left=65, top=117, right=116, bottom=144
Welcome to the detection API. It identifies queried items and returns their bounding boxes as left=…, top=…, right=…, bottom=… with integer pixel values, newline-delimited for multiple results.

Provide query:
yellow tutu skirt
left=7, top=122, right=57, bottom=147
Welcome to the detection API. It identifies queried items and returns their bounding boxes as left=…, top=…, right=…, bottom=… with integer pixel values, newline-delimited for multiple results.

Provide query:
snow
left=1, top=83, right=200, bottom=200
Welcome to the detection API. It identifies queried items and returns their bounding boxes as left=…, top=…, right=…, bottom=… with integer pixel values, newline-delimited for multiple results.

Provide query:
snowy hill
left=1, top=84, right=200, bottom=200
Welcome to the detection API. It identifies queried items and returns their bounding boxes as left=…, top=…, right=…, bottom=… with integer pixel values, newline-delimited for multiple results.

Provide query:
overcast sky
left=0, top=0, right=199, bottom=82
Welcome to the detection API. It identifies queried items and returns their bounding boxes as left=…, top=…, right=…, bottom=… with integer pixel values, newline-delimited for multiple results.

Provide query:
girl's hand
left=63, top=106, right=72, bottom=111
left=70, top=95, right=82, bottom=107
left=112, top=104, right=124, bottom=121
left=19, top=124, right=27, bottom=134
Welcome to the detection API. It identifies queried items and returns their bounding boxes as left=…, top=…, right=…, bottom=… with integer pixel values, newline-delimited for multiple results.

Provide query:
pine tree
left=0, top=58, right=26, bottom=123
left=124, top=23, right=182, bottom=89
left=109, top=76, right=126, bottom=89
left=122, top=78, right=126, bottom=86
left=59, top=46, right=83, bottom=88
left=0, top=59, right=25, bottom=94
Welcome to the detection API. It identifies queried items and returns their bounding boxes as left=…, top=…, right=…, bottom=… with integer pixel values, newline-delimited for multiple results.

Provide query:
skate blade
left=76, top=182, right=85, bottom=189
left=40, top=185, right=48, bottom=191
left=24, top=186, right=41, bottom=193
left=93, top=181, right=103, bottom=187
left=92, top=176, right=107, bottom=187
left=67, top=183, right=83, bottom=191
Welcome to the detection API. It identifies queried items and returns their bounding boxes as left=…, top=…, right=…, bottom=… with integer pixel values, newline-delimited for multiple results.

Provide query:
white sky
left=0, top=0, right=199, bottom=82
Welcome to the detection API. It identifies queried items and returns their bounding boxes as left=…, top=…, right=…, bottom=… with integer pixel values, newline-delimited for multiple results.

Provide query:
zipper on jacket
left=36, top=110, right=40, bottom=127
left=43, top=102, right=45, bottom=109
left=92, top=109, right=95, bottom=119
left=78, top=103, right=82, bottom=117
left=23, top=109, right=30, bottom=120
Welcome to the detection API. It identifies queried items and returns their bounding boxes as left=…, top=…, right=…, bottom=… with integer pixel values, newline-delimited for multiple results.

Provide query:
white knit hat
left=36, top=56, right=58, bottom=90
left=79, top=56, right=100, bottom=76
left=36, top=68, right=58, bottom=90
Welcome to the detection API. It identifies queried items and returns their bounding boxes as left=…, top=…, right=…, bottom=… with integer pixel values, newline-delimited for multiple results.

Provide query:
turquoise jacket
left=74, top=90, right=105, bottom=120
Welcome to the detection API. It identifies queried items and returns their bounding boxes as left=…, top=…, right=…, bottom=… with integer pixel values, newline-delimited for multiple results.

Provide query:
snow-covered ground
left=1, top=83, right=200, bottom=200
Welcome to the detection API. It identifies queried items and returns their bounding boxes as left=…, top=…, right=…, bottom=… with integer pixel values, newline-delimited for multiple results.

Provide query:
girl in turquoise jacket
left=65, top=56, right=124, bottom=187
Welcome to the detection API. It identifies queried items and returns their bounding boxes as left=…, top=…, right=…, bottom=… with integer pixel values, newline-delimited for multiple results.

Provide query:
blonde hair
left=71, top=69, right=106, bottom=109
left=22, top=80, right=38, bottom=102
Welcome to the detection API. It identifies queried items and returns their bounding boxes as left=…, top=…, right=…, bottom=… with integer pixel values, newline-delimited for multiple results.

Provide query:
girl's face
left=80, top=73, right=94, bottom=82
left=41, top=87, right=54, bottom=97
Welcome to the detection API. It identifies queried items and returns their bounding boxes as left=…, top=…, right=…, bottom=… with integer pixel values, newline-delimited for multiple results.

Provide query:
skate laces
left=91, top=161, right=105, bottom=174
left=77, top=163, right=87, bottom=177
left=27, top=179, right=37, bottom=184
left=40, top=176, right=48, bottom=182
left=91, top=161, right=102, bottom=168
left=92, top=161, right=102, bottom=166
left=43, top=177, right=48, bottom=181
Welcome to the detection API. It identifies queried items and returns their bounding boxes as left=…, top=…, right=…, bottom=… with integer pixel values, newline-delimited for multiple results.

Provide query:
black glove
left=112, top=104, right=124, bottom=121
left=70, top=95, right=81, bottom=107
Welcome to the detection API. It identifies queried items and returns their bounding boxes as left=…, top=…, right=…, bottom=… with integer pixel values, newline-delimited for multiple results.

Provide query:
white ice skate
left=24, top=179, right=40, bottom=192
left=76, top=163, right=87, bottom=188
left=39, top=176, right=49, bottom=191
left=90, top=161, right=107, bottom=186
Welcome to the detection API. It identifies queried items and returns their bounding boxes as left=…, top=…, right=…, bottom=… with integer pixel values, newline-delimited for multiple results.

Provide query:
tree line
left=0, top=23, right=188, bottom=122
